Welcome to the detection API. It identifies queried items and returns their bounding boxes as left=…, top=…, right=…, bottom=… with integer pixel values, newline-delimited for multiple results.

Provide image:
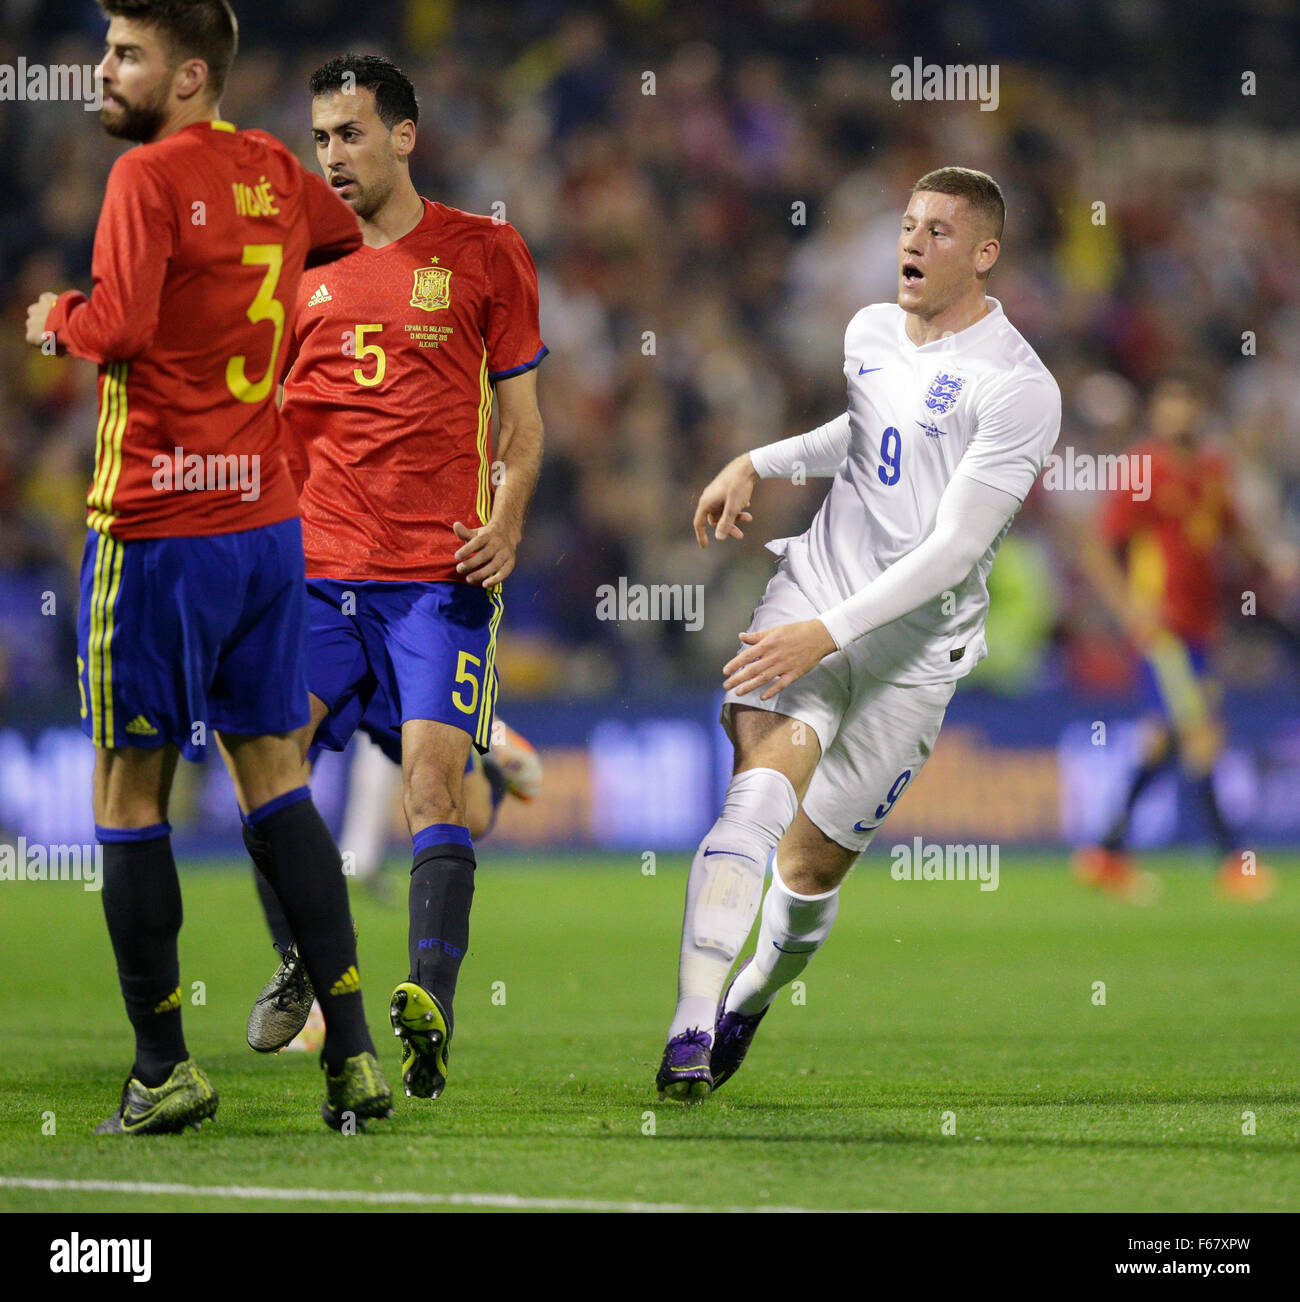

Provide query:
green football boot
left=389, top=982, right=451, bottom=1099
left=321, top=1051, right=394, bottom=1131
left=95, top=1058, right=218, bottom=1135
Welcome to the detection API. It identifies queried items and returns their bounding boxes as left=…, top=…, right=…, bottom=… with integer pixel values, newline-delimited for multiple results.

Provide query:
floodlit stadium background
left=2, top=0, right=1298, bottom=857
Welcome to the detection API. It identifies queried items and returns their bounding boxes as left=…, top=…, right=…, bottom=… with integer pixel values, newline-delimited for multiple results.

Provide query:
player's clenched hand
left=723, top=619, right=837, bottom=700
left=693, top=454, right=757, bottom=547
left=24, top=292, right=59, bottom=347
left=453, top=519, right=517, bottom=588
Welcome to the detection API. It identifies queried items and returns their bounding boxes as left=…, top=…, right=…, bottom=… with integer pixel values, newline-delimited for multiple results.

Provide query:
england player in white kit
left=656, top=167, right=1061, bottom=1100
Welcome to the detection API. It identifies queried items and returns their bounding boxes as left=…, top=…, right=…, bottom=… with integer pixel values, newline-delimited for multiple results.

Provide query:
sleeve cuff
left=489, top=344, right=548, bottom=382
left=44, top=290, right=86, bottom=340
left=818, top=607, right=859, bottom=651
left=748, top=444, right=776, bottom=479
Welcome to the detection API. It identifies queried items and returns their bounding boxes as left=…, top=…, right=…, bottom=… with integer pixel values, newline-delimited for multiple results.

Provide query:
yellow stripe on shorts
left=476, top=587, right=504, bottom=748
left=88, top=533, right=124, bottom=747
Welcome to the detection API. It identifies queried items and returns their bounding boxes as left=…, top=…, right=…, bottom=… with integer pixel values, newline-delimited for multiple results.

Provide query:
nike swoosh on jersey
left=853, top=821, right=881, bottom=833
left=858, top=364, right=883, bottom=375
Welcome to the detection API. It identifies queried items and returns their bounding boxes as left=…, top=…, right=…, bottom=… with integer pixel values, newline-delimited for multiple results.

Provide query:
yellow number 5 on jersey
left=226, top=244, right=284, bottom=404
left=354, top=323, right=387, bottom=387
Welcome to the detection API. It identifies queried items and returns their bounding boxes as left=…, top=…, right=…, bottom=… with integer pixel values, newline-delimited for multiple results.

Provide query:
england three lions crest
left=925, top=371, right=965, bottom=415
left=411, top=264, right=452, bottom=312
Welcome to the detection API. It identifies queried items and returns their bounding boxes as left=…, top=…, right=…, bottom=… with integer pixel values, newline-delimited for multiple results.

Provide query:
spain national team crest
left=924, top=371, right=965, bottom=415
left=410, top=264, right=452, bottom=312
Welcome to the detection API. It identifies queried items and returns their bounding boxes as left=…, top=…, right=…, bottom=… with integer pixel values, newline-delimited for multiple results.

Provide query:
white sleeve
left=818, top=473, right=1021, bottom=649
left=957, top=369, right=1061, bottom=502
left=749, top=412, right=851, bottom=480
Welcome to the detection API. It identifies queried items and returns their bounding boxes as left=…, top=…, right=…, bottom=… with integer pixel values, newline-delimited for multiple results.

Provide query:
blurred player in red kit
left=1074, top=373, right=1296, bottom=902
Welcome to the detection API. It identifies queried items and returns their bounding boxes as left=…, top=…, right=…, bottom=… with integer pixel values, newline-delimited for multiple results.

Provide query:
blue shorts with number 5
left=306, top=578, right=501, bottom=758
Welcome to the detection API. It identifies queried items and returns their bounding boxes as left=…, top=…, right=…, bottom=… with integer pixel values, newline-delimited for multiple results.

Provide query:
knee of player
left=94, top=795, right=169, bottom=830
left=777, top=851, right=853, bottom=896
left=402, top=781, right=463, bottom=828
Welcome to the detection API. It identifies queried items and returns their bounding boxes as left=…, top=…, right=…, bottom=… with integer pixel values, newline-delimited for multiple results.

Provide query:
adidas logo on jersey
left=125, top=715, right=158, bottom=736
left=329, top=965, right=361, bottom=996
left=307, top=283, right=332, bottom=306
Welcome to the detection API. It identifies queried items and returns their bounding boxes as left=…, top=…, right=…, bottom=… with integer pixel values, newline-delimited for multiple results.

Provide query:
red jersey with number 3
left=45, top=120, right=362, bottom=539
left=281, top=198, right=547, bottom=583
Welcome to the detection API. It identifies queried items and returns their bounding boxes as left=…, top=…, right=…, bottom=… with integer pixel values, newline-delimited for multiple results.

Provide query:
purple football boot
left=710, top=958, right=769, bottom=1092
left=655, top=1027, right=713, bottom=1101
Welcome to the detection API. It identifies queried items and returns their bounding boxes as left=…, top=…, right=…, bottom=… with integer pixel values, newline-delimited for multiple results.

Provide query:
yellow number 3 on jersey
left=226, top=243, right=285, bottom=404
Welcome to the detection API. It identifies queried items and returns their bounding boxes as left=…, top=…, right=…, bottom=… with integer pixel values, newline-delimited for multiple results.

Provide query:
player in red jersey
left=1073, top=373, right=1292, bottom=901
left=23, top=0, right=391, bottom=1133
left=241, top=55, right=545, bottom=1100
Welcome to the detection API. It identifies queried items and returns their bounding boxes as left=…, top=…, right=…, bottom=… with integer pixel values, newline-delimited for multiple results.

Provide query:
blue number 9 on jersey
left=877, top=426, right=901, bottom=486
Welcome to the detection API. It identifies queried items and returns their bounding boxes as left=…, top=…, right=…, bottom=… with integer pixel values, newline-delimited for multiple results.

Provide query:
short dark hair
left=309, top=54, right=419, bottom=130
left=912, top=166, right=1005, bottom=240
left=99, top=0, right=238, bottom=99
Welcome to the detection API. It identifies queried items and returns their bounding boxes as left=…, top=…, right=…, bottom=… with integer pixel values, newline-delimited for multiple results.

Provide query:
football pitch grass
left=1, top=852, right=1296, bottom=1213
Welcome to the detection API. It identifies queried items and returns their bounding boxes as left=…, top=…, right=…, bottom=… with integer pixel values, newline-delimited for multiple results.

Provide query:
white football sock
left=338, top=732, right=400, bottom=882
left=668, top=767, right=798, bottom=1040
left=725, top=854, right=839, bottom=1017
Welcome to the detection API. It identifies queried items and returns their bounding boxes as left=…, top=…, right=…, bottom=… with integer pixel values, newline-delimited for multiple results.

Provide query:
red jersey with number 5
left=46, top=120, right=362, bottom=539
left=281, top=198, right=547, bottom=583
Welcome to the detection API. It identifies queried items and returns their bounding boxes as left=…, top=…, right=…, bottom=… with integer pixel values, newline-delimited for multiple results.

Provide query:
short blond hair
left=912, top=166, right=1004, bottom=240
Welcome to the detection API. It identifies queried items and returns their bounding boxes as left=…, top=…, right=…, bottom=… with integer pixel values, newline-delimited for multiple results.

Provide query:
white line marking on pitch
left=0, top=1176, right=884, bottom=1213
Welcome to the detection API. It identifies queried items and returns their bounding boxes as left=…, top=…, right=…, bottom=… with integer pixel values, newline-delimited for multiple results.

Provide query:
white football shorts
left=720, top=560, right=956, bottom=853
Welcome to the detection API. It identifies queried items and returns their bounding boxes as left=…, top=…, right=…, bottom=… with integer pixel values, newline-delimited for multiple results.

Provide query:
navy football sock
left=248, top=788, right=374, bottom=1071
left=98, top=824, right=188, bottom=1088
left=408, top=824, right=476, bottom=1035
left=1193, top=774, right=1236, bottom=855
left=244, top=817, right=295, bottom=952
left=1101, top=754, right=1170, bottom=852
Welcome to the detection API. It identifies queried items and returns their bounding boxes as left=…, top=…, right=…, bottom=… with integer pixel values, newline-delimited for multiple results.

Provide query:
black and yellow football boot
left=95, top=1059, right=218, bottom=1135
left=388, top=982, right=451, bottom=1099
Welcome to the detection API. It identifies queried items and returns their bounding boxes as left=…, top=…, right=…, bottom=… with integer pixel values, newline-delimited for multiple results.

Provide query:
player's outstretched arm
left=748, top=412, right=851, bottom=481
left=695, top=413, right=851, bottom=548
left=724, top=473, right=1021, bottom=699
left=454, top=367, right=543, bottom=588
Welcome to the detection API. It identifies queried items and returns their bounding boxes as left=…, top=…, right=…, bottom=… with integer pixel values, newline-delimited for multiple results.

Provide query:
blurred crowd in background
left=3, top=0, right=1299, bottom=724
